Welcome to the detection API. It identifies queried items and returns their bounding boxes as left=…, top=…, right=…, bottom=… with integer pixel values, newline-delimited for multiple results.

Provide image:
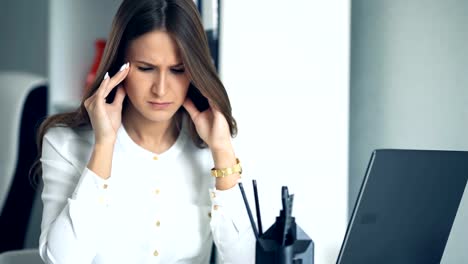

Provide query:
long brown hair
left=33, top=0, right=237, bottom=177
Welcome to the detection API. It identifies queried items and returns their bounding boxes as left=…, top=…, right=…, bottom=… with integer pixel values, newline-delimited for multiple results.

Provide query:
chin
left=142, top=110, right=178, bottom=123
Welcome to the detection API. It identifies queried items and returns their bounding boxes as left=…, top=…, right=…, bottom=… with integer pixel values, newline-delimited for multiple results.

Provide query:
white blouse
left=39, top=122, right=255, bottom=264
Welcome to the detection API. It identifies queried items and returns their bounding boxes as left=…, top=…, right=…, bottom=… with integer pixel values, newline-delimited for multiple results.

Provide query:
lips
left=148, top=101, right=172, bottom=109
left=149, top=101, right=171, bottom=105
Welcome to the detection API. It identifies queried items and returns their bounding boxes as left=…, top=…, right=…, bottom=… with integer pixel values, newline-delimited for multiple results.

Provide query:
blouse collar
left=116, top=117, right=189, bottom=161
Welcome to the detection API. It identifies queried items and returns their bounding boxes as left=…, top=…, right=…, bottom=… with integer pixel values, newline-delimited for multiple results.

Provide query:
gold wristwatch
left=211, top=158, right=242, bottom=178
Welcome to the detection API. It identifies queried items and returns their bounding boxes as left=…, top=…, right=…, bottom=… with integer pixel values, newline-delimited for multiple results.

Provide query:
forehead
left=126, top=30, right=182, bottom=64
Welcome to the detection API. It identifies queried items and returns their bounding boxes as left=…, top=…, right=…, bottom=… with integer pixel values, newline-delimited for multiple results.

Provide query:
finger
left=111, top=85, right=127, bottom=106
left=95, top=72, right=111, bottom=97
left=104, top=62, right=131, bottom=98
left=183, top=97, right=200, bottom=120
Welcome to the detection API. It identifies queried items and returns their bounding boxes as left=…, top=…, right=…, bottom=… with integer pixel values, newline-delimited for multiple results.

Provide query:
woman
left=37, top=0, right=255, bottom=263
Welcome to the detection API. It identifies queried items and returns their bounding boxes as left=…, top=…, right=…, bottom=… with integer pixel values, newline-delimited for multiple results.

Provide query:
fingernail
left=119, top=63, right=127, bottom=72
left=104, top=72, right=109, bottom=80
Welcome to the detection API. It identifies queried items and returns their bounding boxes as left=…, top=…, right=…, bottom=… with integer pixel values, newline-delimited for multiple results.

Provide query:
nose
left=151, top=72, right=167, bottom=96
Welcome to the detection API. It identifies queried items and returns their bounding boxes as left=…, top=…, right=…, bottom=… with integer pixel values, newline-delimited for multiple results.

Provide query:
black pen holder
left=256, top=217, right=314, bottom=264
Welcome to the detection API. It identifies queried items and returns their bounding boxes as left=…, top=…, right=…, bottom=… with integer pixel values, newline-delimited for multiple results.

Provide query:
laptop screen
left=336, top=149, right=468, bottom=264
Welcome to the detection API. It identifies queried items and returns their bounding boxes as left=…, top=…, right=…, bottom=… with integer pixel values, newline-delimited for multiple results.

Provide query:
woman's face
left=123, top=30, right=190, bottom=123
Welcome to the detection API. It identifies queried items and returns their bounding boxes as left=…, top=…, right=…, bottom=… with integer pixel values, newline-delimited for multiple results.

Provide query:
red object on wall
left=85, top=39, right=106, bottom=95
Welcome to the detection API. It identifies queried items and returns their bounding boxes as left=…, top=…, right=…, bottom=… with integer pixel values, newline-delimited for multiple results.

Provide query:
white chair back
left=0, top=72, right=46, bottom=214
left=0, top=249, right=42, bottom=264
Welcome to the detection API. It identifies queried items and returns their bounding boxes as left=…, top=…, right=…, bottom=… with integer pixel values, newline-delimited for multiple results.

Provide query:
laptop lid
left=337, top=149, right=468, bottom=264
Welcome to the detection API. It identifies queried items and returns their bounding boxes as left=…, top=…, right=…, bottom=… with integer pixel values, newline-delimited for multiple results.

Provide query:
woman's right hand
left=84, top=62, right=130, bottom=146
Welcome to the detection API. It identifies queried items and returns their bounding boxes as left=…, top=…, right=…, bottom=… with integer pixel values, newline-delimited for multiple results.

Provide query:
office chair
left=0, top=249, right=42, bottom=264
left=0, top=72, right=48, bottom=253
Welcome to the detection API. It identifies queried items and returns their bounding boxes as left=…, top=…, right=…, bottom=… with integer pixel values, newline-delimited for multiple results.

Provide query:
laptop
left=336, top=149, right=468, bottom=264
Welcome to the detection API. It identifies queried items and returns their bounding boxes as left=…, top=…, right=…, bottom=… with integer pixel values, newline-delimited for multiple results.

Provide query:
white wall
left=0, top=0, right=48, bottom=76
left=220, top=1, right=350, bottom=263
left=350, top=0, right=468, bottom=263
left=49, top=0, right=121, bottom=113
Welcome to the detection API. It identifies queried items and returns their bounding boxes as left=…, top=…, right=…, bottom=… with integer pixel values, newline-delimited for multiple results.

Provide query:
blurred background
left=0, top=0, right=467, bottom=263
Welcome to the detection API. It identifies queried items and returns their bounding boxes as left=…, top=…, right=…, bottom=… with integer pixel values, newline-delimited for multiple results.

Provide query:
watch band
left=211, top=158, right=242, bottom=178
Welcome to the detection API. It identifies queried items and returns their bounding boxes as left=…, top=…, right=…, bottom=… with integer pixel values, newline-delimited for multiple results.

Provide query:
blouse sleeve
left=39, top=130, right=111, bottom=264
left=209, top=180, right=256, bottom=264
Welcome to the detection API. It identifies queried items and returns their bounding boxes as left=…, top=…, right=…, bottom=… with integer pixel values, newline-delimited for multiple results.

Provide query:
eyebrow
left=134, top=60, right=184, bottom=68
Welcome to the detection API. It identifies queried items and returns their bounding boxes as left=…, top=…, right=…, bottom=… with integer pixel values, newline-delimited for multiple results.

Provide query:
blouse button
left=156, top=220, right=161, bottom=227
left=153, top=156, right=159, bottom=160
left=103, top=184, right=108, bottom=189
left=213, top=205, right=219, bottom=210
left=210, top=192, right=216, bottom=198
left=153, top=249, right=159, bottom=256
left=155, top=189, right=160, bottom=195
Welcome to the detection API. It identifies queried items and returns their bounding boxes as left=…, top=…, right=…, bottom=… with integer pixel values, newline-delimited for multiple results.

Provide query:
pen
left=253, top=180, right=263, bottom=236
left=281, top=186, right=288, bottom=245
left=239, top=182, right=259, bottom=240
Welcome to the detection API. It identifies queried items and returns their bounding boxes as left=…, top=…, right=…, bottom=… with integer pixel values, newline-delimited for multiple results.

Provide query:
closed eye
left=137, top=66, right=185, bottom=74
left=137, top=66, right=153, bottom=72
left=171, top=68, right=185, bottom=74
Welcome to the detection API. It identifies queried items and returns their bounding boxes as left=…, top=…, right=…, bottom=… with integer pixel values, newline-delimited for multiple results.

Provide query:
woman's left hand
left=184, top=97, right=239, bottom=189
left=182, top=97, right=233, bottom=152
